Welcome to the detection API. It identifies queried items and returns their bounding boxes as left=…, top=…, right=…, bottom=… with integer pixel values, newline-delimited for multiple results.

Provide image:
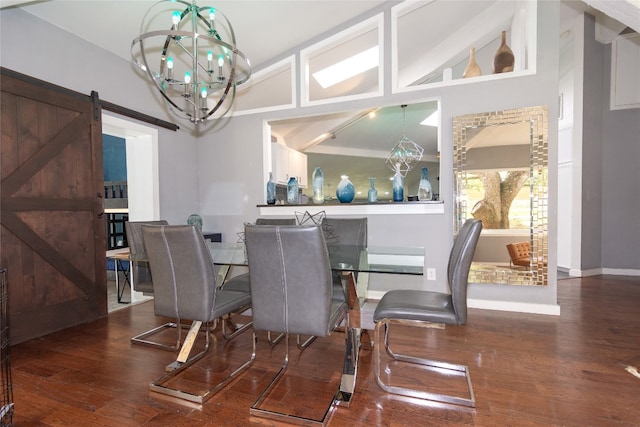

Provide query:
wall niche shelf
left=258, top=201, right=444, bottom=216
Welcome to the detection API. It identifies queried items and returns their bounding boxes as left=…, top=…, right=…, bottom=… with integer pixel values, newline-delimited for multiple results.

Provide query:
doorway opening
left=102, top=113, right=160, bottom=312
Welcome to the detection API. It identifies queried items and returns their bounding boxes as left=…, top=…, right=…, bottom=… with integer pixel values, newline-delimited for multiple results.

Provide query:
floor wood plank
left=8, top=275, right=640, bottom=426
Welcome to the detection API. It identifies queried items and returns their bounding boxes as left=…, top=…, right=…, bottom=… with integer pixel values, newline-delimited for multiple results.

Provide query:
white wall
left=580, top=13, right=605, bottom=271
left=600, top=43, right=640, bottom=272
left=557, top=11, right=640, bottom=276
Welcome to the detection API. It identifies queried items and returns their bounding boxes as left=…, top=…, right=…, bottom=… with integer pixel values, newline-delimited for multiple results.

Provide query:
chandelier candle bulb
left=183, top=71, right=192, bottom=97
left=167, top=57, right=174, bottom=80
left=218, top=55, right=224, bottom=80
left=200, top=87, right=208, bottom=109
left=207, top=50, right=213, bottom=73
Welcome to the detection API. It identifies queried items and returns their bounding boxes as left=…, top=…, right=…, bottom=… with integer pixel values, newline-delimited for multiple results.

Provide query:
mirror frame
left=453, top=105, right=548, bottom=286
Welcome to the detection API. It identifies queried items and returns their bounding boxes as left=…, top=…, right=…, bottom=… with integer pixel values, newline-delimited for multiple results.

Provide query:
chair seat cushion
left=373, top=289, right=458, bottom=325
left=222, top=273, right=251, bottom=293
left=211, top=290, right=251, bottom=320
left=134, top=279, right=154, bottom=294
left=329, top=300, right=348, bottom=331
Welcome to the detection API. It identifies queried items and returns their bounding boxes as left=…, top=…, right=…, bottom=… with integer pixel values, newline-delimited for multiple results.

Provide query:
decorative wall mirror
left=453, top=106, right=548, bottom=286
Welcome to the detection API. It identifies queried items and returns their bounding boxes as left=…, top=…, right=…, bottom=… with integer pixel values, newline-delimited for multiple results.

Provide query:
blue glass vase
left=392, top=169, right=404, bottom=202
left=367, top=177, right=378, bottom=203
left=266, top=172, right=276, bottom=205
left=287, top=176, right=299, bottom=204
left=312, top=167, right=325, bottom=204
left=336, top=175, right=355, bottom=203
left=187, top=214, right=203, bottom=231
left=418, top=167, right=433, bottom=201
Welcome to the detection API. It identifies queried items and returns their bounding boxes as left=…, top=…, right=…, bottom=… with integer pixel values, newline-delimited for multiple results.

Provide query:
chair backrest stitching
left=160, top=225, right=180, bottom=320
left=197, top=229, right=218, bottom=320
left=275, top=227, right=288, bottom=334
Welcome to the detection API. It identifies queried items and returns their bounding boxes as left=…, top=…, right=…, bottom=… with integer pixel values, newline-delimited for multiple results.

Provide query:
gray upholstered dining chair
left=221, top=217, right=297, bottom=345
left=221, top=217, right=297, bottom=294
left=322, top=217, right=367, bottom=301
left=373, top=219, right=482, bottom=407
left=323, top=217, right=367, bottom=248
left=244, top=224, right=349, bottom=426
left=141, top=224, right=254, bottom=404
left=125, top=220, right=168, bottom=295
left=125, top=220, right=182, bottom=350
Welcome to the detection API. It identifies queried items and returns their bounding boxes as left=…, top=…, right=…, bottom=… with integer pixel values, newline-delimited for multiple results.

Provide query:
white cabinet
left=288, top=149, right=308, bottom=188
left=271, top=143, right=307, bottom=188
left=272, top=143, right=290, bottom=184
left=611, top=33, right=640, bottom=110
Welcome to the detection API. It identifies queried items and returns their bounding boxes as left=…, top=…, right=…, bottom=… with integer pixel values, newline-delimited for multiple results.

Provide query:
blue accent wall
left=103, top=134, right=127, bottom=181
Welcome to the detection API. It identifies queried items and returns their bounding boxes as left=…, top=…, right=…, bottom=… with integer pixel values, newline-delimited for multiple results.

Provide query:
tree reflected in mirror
left=468, top=170, right=529, bottom=229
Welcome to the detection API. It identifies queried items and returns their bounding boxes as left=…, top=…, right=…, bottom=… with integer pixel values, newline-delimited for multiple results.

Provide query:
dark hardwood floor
left=8, top=275, right=640, bottom=426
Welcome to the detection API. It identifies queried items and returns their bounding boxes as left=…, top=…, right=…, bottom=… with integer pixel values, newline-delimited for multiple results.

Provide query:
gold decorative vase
left=463, top=48, right=482, bottom=78
left=493, top=30, right=514, bottom=73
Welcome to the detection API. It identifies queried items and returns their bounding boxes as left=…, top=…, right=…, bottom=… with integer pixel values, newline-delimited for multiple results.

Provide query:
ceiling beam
left=0, top=0, right=45, bottom=9
left=583, top=0, right=640, bottom=33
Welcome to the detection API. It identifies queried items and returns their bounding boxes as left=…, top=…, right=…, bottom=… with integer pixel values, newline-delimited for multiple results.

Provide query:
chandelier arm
left=137, top=30, right=249, bottom=67
left=136, top=38, right=183, bottom=115
left=134, top=30, right=250, bottom=81
left=195, top=11, right=222, bottom=42
left=200, top=6, right=238, bottom=45
left=136, top=38, right=191, bottom=114
left=203, top=72, right=235, bottom=121
left=159, top=36, right=174, bottom=76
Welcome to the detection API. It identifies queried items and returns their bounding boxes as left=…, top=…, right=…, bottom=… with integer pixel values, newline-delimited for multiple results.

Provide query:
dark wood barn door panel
left=1, top=69, right=107, bottom=344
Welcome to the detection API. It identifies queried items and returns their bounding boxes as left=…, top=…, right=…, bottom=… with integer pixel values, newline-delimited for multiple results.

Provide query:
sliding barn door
left=1, top=69, right=107, bottom=344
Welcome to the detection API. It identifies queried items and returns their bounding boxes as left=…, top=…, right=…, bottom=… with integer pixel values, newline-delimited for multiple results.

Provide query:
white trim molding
left=259, top=201, right=444, bottom=216
left=574, top=267, right=640, bottom=277
left=467, top=299, right=561, bottom=316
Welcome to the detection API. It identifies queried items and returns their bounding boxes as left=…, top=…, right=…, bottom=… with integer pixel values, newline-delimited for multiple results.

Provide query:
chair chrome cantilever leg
left=221, top=309, right=253, bottom=341
left=266, top=331, right=285, bottom=346
left=131, top=321, right=182, bottom=351
left=296, top=334, right=317, bottom=350
left=374, top=318, right=476, bottom=408
left=150, top=322, right=256, bottom=404
left=250, top=334, right=338, bottom=427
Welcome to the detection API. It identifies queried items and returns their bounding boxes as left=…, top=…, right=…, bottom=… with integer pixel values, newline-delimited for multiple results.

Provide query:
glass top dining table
left=206, top=241, right=424, bottom=276
left=206, top=240, right=424, bottom=407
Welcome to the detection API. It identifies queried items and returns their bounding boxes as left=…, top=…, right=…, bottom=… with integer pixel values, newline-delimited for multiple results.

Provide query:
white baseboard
left=568, top=268, right=640, bottom=277
left=569, top=268, right=585, bottom=276
left=601, top=268, right=640, bottom=276
left=578, top=268, right=603, bottom=277
left=468, top=298, right=561, bottom=315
